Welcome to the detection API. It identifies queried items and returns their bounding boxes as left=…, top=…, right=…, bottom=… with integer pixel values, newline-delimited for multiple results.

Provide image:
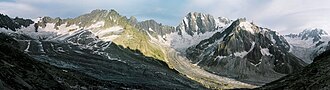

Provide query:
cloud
left=185, top=0, right=330, bottom=34
left=1, top=0, right=330, bottom=34
left=0, top=2, right=42, bottom=18
left=0, top=0, right=185, bottom=26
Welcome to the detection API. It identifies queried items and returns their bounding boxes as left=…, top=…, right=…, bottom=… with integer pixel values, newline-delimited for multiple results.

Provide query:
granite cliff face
left=177, top=12, right=217, bottom=36
left=0, top=14, right=34, bottom=31
left=135, top=19, right=175, bottom=36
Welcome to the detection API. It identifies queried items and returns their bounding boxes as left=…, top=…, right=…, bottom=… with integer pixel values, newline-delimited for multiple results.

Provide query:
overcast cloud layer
left=1, top=0, right=330, bottom=34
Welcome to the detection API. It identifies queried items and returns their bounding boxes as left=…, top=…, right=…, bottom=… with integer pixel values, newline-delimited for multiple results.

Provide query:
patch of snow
left=215, top=17, right=230, bottom=28
left=24, top=41, right=31, bottom=52
left=239, top=21, right=255, bottom=34
left=100, top=42, right=112, bottom=51
left=214, top=55, right=226, bottom=61
left=260, top=48, right=272, bottom=56
left=36, top=41, right=45, bottom=53
left=248, top=42, right=255, bottom=52
left=0, top=28, right=15, bottom=33
left=148, top=28, right=154, bottom=32
left=87, top=21, right=105, bottom=29
left=57, top=47, right=65, bottom=52
left=201, top=14, right=205, bottom=20
left=233, top=42, right=255, bottom=58
left=234, top=51, right=249, bottom=58
left=270, top=35, right=276, bottom=44
left=11, top=22, right=83, bottom=41
left=103, top=53, right=127, bottom=64
left=214, top=18, right=221, bottom=27
left=74, top=50, right=85, bottom=54
left=101, top=35, right=120, bottom=41
left=31, top=17, right=42, bottom=23
left=93, top=26, right=123, bottom=41
left=251, top=59, right=262, bottom=67
left=62, top=70, right=68, bottom=72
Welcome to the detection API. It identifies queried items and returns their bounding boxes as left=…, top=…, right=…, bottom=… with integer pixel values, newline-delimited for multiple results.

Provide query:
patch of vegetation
left=113, top=24, right=166, bottom=61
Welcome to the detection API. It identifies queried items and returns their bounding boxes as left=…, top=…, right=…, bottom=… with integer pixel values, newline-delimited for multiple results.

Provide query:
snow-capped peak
left=177, top=12, right=231, bottom=36
left=215, top=17, right=231, bottom=28
left=285, top=28, right=329, bottom=43
left=32, top=17, right=42, bottom=23
left=238, top=21, right=256, bottom=34
left=300, top=28, right=328, bottom=36
left=228, top=18, right=259, bottom=34
left=284, top=28, right=330, bottom=64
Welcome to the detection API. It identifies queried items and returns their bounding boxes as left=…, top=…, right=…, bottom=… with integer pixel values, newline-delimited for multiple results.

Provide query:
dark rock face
left=258, top=50, right=330, bottom=90
left=0, top=36, right=64, bottom=90
left=135, top=19, right=175, bottom=36
left=128, top=16, right=138, bottom=26
left=34, top=23, right=39, bottom=32
left=0, top=14, right=34, bottom=31
left=311, top=41, right=330, bottom=61
left=0, top=33, right=146, bottom=90
left=186, top=19, right=306, bottom=85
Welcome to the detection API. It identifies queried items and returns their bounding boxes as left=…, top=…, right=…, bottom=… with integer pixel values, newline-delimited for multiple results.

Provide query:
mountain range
left=1, top=9, right=330, bottom=89
left=285, top=28, right=330, bottom=63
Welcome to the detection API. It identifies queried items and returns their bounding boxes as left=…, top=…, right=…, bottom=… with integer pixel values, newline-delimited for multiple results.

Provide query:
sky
left=1, top=0, right=330, bottom=34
